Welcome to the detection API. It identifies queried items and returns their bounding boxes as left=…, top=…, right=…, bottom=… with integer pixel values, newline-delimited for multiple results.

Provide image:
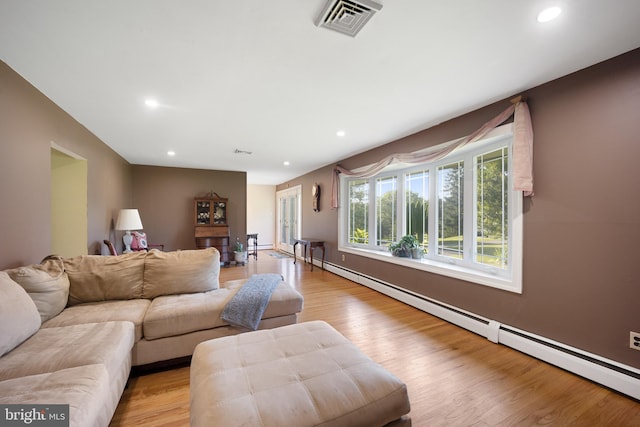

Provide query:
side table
left=246, top=233, right=258, bottom=260
left=292, top=238, right=325, bottom=271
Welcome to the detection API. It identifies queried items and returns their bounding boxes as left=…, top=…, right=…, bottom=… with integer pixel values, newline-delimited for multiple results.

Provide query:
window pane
left=288, top=194, right=298, bottom=243
left=437, top=161, right=464, bottom=259
left=476, top=147, right=508, bottom=268
left=376, top=176, right=397, bottom=247
left=405, top=170, right=429, bottom=252
left=348, top=180, right=369, bottom=244
left=280, top=197, right=287, bottom=243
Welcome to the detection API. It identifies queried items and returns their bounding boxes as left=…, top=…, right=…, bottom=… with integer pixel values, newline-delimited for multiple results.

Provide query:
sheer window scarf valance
left=331, top=100, right=533, bottom=208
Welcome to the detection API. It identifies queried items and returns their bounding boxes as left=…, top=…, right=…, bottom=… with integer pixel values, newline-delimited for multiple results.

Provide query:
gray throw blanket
left=221, top=273, right=283, bottom=330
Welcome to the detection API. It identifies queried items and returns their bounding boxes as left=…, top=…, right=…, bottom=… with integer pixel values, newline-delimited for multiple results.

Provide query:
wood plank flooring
left=110, top=251, right=639, bottom=426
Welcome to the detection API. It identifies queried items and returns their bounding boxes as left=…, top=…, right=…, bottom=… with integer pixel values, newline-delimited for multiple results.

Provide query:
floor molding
left=321, top=260, right=640, bottom=401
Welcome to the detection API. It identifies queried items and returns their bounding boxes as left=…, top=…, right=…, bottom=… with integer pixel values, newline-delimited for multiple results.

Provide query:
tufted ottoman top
left=190, top=320, right=411, bottom=427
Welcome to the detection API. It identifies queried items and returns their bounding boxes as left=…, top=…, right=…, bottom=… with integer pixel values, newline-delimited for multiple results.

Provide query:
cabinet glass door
left=196, top=200, right=211, bottom=225
left=212, top=201, right=227, bottom=224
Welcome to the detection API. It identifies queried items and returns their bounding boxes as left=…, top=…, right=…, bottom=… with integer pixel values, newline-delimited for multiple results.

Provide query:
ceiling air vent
left=314, top=0, right=383, bottom=37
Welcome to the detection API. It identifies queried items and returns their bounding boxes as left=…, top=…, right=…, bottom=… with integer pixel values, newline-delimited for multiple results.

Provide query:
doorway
left=51, top=144, right=87, bottom=257
left=276, top=185, right=301, bottom=254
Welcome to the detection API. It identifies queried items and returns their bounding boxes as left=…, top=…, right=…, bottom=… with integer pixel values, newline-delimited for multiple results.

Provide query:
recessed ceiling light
left=537, top=6, right=561, bottom=23
left=167, top=150, right=175, bottom=156
left=336, top=130, right=346, bottom=137
left=145, top=99, right=159, bottom=108
left=283, top=161, right=290, bottom=166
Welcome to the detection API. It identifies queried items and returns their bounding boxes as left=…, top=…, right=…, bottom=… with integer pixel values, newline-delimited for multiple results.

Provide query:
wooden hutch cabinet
left=194, top=196, right=229, bottom=265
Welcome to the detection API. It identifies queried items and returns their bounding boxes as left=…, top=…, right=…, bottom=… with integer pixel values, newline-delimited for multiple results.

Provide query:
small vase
left=411, top=248, right=422, bottom=259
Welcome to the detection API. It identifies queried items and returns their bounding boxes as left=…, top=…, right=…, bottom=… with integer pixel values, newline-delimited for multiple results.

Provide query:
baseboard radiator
left=317, top=260, right=640, bottom=401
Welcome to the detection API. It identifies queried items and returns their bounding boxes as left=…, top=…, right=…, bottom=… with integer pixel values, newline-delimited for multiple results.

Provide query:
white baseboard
left=322, top=261, right=640, bottom=401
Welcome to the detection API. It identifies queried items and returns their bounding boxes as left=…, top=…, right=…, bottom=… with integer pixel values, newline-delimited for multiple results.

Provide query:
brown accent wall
left=131, top=165, right=246, bottom=253
left=0, top=61, right=132, bottom=268
left=279, top=48, right=640, bottom=369
left=3, top=46, right=638, bottom=369
left=0, top=61, right=247, bottom=267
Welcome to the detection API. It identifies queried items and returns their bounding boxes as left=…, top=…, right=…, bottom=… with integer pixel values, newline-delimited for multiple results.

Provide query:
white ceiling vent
left=315, top=0, right=383, bottom=37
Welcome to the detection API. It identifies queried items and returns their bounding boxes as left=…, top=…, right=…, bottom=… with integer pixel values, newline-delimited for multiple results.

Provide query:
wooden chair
left=104, top=239, right=164, bottom=255
left=103, top=239, right=118, bottom=256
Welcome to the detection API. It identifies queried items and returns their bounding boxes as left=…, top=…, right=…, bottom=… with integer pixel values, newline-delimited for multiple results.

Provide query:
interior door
left=276, top=186, right=301, bottom=253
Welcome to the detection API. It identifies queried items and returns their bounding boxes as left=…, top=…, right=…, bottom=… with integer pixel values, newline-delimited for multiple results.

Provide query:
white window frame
left=338, top=124, right=523, bottom=293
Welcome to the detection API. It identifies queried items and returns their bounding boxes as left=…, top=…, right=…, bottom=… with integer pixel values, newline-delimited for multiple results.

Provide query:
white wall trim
left=50, top=141, right=86, bottom=160
left=319, top=259, right=640, bottom=401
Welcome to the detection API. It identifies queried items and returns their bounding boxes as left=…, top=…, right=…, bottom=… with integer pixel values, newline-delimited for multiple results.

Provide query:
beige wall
left=278, top=48, right=640, bottom=369
left=247, top=184, right=276, bottom=249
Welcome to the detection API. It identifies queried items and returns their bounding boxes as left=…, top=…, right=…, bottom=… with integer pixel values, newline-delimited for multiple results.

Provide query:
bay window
left=339, top=125, right=523, bottom=293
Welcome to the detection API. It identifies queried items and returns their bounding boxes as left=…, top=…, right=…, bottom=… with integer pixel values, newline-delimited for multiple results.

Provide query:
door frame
left=276, top=185, right=301, bottom=254
left=50, top=142, right=88, bottom=257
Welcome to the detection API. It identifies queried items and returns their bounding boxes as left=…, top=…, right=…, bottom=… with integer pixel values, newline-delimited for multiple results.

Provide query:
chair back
left=103, top=239, right=118, bottom=256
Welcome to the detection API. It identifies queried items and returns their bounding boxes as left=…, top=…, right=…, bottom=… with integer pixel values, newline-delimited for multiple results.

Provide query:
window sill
left=338, top=246, right=522, bottom=294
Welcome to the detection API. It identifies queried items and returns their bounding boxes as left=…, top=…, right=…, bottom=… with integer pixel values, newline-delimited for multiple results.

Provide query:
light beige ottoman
left=190, top=320, right=411, bottom=427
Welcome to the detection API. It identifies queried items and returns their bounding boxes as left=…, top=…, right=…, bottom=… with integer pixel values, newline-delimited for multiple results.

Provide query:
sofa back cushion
left=0, top=271, right=41, bottom=357
left=65, top=251, right=146, bottom=306
left=143, top=248, right=220, bottom=299
left=5, top=256, right=70, bottom=322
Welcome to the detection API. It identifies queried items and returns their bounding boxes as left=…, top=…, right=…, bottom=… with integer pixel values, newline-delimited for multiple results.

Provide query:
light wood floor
left=110, top=252, right=639, bottom=426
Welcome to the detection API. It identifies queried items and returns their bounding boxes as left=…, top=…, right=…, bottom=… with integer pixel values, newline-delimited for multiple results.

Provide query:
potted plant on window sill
left=389, top=235, right=421, bottom=259
left=233, top=238, right=247, bottom=264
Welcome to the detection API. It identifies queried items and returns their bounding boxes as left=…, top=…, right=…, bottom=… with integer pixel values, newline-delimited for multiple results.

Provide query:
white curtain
left=331, top=99, right=534, bottom=208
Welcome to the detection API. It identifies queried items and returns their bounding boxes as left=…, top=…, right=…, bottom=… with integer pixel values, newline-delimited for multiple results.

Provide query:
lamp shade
left=115, top=209, right=143, bottom=231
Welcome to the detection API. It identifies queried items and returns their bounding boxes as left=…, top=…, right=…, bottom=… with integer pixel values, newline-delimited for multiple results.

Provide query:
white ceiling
left=1, top=1, right=639, bottom=184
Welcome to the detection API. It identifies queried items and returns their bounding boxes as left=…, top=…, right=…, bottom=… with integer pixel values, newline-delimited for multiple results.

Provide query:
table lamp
left=115, top=209, right=143, bottom=253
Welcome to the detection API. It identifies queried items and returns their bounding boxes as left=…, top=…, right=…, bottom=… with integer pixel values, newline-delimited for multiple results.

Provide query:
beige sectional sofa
left=0, top=248, right=304, bottom=427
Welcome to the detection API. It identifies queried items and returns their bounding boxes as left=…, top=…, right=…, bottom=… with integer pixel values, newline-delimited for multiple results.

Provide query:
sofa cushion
left=64, top=251, right=146, bottom=306
left=223, top=279, right=304, bottom=320
left=0, top=321, right=134, bottom=383
left=143, top=248, right=220, bottom=299
left=43, top=299, right=150, bottom=342
left=5, top=256, right=70, bottom=322
left=143, top=290, right=231, bottom=340
left=143, top=280, right=303, bottom=340
left=0, top=365, right=110, bottom=427
left=0, top=271, right=41, bottom=357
